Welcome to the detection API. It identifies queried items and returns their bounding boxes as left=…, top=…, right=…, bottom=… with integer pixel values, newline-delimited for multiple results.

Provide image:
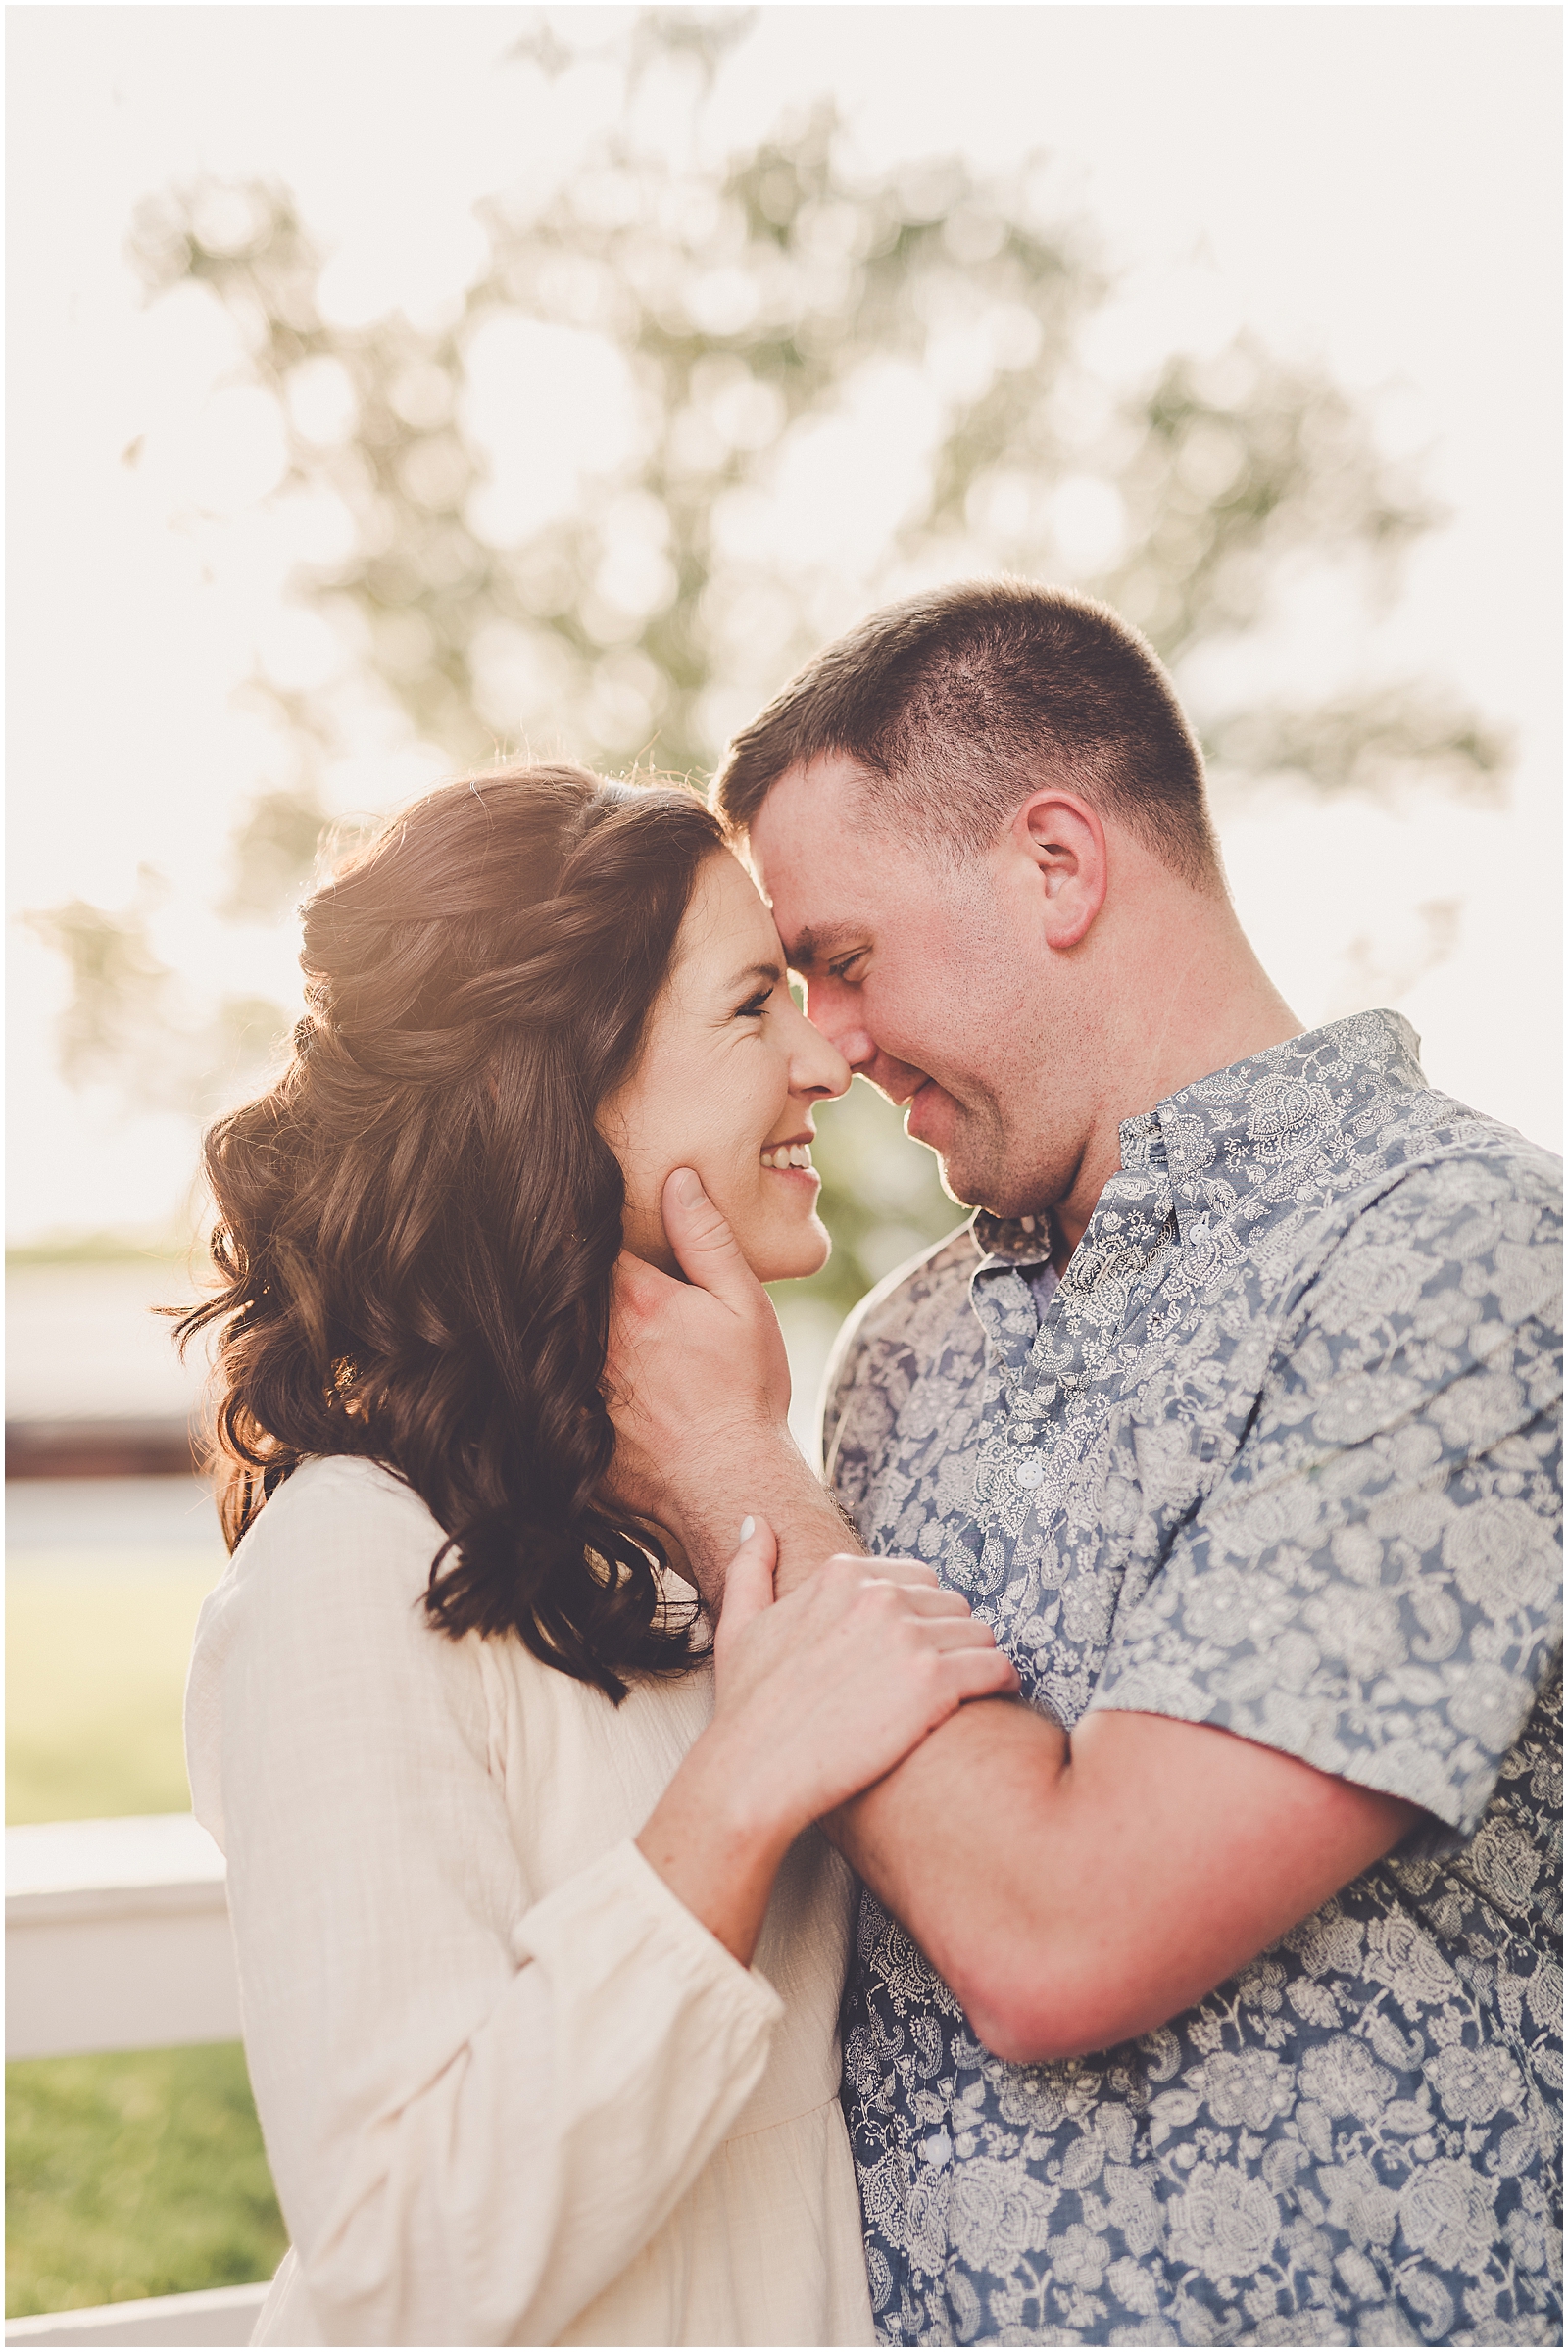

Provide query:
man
left=611, top=581, right=1562, bottom=2345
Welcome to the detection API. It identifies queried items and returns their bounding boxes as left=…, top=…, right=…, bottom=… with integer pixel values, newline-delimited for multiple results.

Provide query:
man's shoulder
left=1318, top=1100, right=1561, bottom=1266
left=1243, top=1087, right=1560, bottom=1307
left=1368, top=1087, right=1560, bottom=1189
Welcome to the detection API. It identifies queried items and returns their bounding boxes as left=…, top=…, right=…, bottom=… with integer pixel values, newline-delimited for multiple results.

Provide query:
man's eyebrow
left=783, top=926, right=863, bottom=975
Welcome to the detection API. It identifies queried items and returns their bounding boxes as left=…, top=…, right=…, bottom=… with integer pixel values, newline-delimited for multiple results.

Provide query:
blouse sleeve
left=185, top=1460, right=782, bottom=2348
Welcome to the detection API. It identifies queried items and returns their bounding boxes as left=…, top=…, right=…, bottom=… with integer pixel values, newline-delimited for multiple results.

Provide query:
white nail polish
left=738, top=1516, right=756, bottom=1544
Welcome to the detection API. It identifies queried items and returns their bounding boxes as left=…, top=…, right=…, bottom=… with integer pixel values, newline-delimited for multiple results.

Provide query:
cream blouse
left=184, top=1455, right=875, bottom=2348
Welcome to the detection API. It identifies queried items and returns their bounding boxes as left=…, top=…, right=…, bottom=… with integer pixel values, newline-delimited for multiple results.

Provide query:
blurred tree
left=218, top=789, right=337, bottom=922
left=37, top=9, right=1510, bottom=1304
left=24, top=889, right=283, bottom=1121
left=24, top=896, right=175, bottom=1094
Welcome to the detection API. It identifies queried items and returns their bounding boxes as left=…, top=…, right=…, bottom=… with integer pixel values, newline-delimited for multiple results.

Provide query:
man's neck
left=1052, top=940, right=1302, bottom=1266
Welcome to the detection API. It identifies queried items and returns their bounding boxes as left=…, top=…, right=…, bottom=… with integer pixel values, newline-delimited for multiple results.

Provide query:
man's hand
left=606, top=1174, right=1422, bottom=2059
left=606, top=1169, right=857, bottom=1602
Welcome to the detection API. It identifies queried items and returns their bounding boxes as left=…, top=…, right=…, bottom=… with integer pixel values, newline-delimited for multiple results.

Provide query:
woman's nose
left=788, top=1004, right=854, bottom=1101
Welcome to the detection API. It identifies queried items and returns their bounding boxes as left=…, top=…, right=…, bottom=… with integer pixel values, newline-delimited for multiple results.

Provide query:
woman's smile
left=760, top=1134, right=818, bottom=1176
left=607, top=851, right=850, bottom=1282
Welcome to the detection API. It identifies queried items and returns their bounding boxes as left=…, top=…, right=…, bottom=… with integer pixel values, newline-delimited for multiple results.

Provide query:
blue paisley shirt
left=823, top=1012, right=1562, bottom=2348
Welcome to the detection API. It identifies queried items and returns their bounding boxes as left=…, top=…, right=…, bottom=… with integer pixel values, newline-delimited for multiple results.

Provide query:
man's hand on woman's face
left=607, top=1169, right=812, bottom=1591
left=610, top=1166, right=792, bottom=1430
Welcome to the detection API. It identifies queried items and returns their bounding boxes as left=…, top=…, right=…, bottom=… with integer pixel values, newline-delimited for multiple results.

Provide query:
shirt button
left=1013, top=1458, right=1046, bottom=1490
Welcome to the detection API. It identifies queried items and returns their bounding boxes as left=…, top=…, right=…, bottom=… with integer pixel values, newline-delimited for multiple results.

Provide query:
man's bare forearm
left=825, top=1694, right=1070, bottom=2046
left=824, top=1696, right=1418, bottom=2065
left=661, top=1428, right=861, bottom=1608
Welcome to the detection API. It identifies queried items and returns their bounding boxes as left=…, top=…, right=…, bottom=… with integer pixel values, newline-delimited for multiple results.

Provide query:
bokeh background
left=6, top=2, right=1560, bottom=2319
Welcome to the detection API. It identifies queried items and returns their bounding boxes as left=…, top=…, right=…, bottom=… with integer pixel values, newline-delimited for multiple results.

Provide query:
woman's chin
left=747, top=1216, right=832, bottom=1286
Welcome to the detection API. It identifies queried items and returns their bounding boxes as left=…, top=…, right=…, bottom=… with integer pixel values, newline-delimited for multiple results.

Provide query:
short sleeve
left=1090, top=1155, right=1563, bottom=1838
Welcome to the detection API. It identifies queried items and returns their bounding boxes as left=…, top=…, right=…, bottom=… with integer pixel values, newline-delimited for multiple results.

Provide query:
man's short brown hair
left=713, top=578, right=1223, bottom=890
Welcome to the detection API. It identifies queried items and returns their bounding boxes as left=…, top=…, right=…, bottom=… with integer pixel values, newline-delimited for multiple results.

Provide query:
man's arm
left=606, top=1177, right=1418, bottom=2054
left=605, top=1168, right=1550, bottom=2062
left=827, top=1696, right=1415, bottom=2061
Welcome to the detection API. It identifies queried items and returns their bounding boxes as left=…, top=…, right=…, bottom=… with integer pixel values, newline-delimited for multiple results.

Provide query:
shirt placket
left=965, top=1259, right=1053, bottom=1601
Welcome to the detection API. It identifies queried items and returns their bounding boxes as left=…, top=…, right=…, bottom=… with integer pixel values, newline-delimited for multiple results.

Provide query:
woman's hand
left=636, top=1518, right=1018, bottom=1964
left=710, top=1517, right=1018, bottom=1827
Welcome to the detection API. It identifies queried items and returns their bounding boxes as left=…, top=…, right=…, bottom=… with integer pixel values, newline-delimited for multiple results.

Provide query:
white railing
left=6, top=1816, right=269, bottom=2347
left=5, top=2286, right=269, bottom=2348
left=7, top=1814, right=240, bottom=2059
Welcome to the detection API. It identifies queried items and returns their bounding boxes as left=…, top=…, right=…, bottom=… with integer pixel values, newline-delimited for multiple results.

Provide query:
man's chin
left=915, top=1119, right=1042, bottom=1223
left=930, top=1155, right=985, bottom=1213
left=905, top=1086, right=986, bottom=1204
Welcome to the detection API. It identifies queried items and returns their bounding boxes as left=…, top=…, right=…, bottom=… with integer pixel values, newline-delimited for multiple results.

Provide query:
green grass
left=5, top=2043, right=286, bottom=2319
left=5, top=1234, right=194, bottom=1268
left=6, top=1563, right=216, bottom=1823
left=7, top=1564, right=285, bottom=2318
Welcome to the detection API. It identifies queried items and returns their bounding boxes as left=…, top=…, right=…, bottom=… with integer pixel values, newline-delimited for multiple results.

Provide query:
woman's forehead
left=678, top=851, right=779, bottom=969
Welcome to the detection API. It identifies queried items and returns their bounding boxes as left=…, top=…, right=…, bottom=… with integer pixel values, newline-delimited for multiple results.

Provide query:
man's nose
left=788, top=1004, right=854, bottom=1102
left=805, top=981, right=876, bottom=1071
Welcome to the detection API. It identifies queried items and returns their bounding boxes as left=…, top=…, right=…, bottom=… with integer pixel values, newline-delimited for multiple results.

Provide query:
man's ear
left=1013, top=791, right=1107, bottom=950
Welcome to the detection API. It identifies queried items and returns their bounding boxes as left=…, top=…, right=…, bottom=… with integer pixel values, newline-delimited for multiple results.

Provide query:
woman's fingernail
left=671, top=1167, right=707, bottom=1207
left=738, top=1516, right=756, bottom=1544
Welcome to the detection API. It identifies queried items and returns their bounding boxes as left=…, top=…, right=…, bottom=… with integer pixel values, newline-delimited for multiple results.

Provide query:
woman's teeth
left=760, top=1145, right=813, bottom=1170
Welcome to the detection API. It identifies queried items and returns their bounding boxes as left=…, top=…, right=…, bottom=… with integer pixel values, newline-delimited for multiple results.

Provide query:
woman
left=181, top=764, right=1014, bottom=2348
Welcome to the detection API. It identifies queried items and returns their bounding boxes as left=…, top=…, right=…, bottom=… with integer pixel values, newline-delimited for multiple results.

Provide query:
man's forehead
left=749, top=754, right=871, bottom=856
left=749, top=760, right=882, bottom=955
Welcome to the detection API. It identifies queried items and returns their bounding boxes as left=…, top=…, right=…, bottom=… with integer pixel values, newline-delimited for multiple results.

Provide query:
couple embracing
left=183, top=582, right=1562, bottom=2349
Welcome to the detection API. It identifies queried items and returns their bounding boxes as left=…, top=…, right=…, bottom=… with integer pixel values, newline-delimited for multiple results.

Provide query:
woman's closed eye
left=734, top=985, right=775, bottom=1021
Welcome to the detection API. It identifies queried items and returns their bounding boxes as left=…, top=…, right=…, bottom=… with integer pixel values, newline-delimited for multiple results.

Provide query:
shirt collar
left=972, top=1007, right=1427, bottom=1263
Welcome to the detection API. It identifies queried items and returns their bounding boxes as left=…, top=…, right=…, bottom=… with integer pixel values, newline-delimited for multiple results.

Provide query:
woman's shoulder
left=184, top=1448, right=503, bottom=1853
left=232, top=1452, right=438, bottom=1577
left=200, top=1454, right=455, bottom=1674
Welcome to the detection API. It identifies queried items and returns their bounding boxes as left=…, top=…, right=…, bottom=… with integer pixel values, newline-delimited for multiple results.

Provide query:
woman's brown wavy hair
left=176, top=763, right=728, bottom=1701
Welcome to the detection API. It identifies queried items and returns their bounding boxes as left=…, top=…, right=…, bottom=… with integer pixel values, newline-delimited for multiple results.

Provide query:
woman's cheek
left=703, top=1152, right=763, bottom=1234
